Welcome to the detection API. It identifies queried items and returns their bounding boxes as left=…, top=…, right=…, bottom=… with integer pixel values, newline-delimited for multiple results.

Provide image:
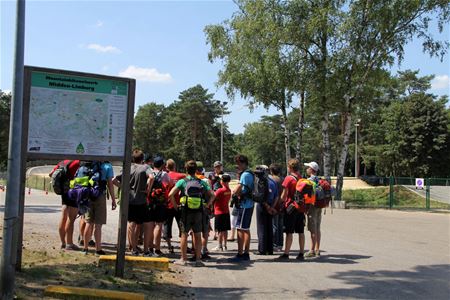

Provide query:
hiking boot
left=95, top=250, right=106, bottom=256
left=277, top=253, right=289, bottom=260
left=154, top=250, right=163, bottom=257
left=60, top=243, right=66, bottom=250
left=201, top=253, right=211, bottom=260
left=296, top=253, right=305, bottom=261
left=315, top=250, right=321, bottom=257
left=82, top=248, right=89, bottom=255
left=193, top=260, right=205, bottom=267
left=173, top=259, right=188, bottom=266
left=143, top=251, right=154, bottom=257
left=65, top=244, right=80, bottom=251
left=305, top=251, right=316, bottom=258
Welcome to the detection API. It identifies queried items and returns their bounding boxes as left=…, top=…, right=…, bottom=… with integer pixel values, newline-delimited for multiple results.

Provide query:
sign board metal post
left=0, top=0, right=26, bottom=298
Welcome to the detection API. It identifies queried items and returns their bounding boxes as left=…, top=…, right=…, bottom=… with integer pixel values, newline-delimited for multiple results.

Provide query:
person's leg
left=180, top=233, right=188, bottom=261
left=193, top=232, right=202, bottom=261
left=243, top=230, right=251, bottom=254
left=284, top=233, right=293, bottom=255
left=266, top=213, right=273, bottom=254
left=79, top=217, right=86, bottom=244
left=59, top=205, right=69, bottom=247
left=299, top=233, right=305, bottom=254
left=94, top=224, right=103, bottom=251
left=315, top=209, right=322, bottom=253
left=256, top=204, right=264, bottom=253
left=237, top=229, right=244, bottom=255
left=154, top=222, right=163, bottom=251
left=145, top=222, right=156, bottom=252
left=65, top=206, right=78, bottom=245
left=164, top=209, right=175, bottom=248
left=278, top=214, right=284, bottom=248
left=127, top=222, right=133, bottom=250
left=222, top=231, right=228, bottom=248
left=129, top=222, right=137, bottom=251
left=83, top=222, right=94, bottom=250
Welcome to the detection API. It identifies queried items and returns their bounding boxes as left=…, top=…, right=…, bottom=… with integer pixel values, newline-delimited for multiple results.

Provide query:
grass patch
left=342, top=186, right=450, bottom=209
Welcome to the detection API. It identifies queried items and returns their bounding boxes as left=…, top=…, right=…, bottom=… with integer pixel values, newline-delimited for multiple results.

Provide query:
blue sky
left=1, top=0, right=449, bottom=134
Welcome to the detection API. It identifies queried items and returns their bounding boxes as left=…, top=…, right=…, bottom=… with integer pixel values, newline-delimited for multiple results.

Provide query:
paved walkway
left=1, top=190, right=449, bottom=299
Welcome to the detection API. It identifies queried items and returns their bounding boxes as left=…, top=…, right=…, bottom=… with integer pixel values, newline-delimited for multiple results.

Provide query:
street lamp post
left=354, top=119, right=361, bottom=178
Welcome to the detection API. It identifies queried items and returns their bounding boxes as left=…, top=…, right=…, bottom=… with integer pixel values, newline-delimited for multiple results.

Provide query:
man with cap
left=304, top=161, right=322, bottom=258
left=209, top=161, right=224, bottom=192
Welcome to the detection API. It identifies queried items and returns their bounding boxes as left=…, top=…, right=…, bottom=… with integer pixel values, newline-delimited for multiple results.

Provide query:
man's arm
left=206, top=190, right=216, bottom=208
left=107, top=179, right=117, bottom=210
left=168, top=186, right=180, bottom=209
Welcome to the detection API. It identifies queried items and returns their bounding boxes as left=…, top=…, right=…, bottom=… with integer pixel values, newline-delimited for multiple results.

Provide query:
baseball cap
left=213, top=161, right=223, bottom=168
left=304, top=161, right=319, bottom=172
left=153, top=156, right=164, bottom=168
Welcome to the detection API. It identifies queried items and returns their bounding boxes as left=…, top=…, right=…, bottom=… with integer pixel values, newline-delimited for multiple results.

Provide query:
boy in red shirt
left=212, top=174, right=232, bottom=251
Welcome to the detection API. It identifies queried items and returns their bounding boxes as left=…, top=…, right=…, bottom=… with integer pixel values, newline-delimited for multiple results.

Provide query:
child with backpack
left=212, top=174, right=232, bottom=252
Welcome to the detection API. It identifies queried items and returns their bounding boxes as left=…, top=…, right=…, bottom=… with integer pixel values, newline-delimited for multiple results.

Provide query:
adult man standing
left=269, top=163, right=284, bottom=251
left=82, top=161, right=116, bottom=255
left=196, top=161, right=212, bottom=259
left=164, top=159, right=186, bottom=253
left=208, top=161, right=224, bottom=192
left=230, top=154, right=254, bottom=262
left=113, top=150, right=152, bottom=256
left=278, top=158, right=305, bottom=260
left=145, top=156, right=170, bottom=257
left=304, top=161, right=322, bottom=258
left=169, top=160, right=215, bottom=266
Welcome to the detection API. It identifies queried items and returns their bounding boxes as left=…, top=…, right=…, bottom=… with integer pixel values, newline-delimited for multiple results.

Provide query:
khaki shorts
left=307, top=206, right=322, bottom=233
left=85, top=193, right=107, bottom=225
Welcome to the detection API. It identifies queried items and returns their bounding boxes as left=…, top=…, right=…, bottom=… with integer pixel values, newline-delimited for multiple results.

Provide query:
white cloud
left=118, top=65, right=172, bottom=83
left=431, top=75, right=450, bottom=90
left=86, top=43, right=121, bottom=54
left=2, top=89, right=11, bottom=94
left=96, top=20, right=104, bottom=27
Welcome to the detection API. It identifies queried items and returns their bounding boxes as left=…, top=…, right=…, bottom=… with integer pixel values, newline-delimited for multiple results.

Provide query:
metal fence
left=340, top=176, right=450, bottom=211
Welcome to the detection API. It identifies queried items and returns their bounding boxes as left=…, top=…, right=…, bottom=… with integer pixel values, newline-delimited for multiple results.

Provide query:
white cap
left=304, top=162, right=319, bottom=172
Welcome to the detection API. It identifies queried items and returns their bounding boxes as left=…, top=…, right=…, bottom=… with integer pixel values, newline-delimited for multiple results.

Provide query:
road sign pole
left=389, top=176, right=394, bottom=209
left=0, top=0, right=26, bottom=298
left=425, top=178, right=430, bottom=210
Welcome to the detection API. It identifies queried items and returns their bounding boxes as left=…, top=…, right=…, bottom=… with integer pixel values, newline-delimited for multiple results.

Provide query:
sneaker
left=201, top=253, right=211, bottom=260
left=131, top=250, right=140, bottom=256
left=277, top=253, right=289, bottom=260
left=60, top=243, right=66, bottom=249
left=241, top=252, right=250, bottom=261
left=315, top=250, right=321, bottom=257
left=154, top=250, right=163, bottom=257
left=186, top=247, right=194, bottom=254
left=136, top=246, right=143, bottom=253
left=65, top=244, right=80, bottom=251
left=212, top=246, right=223, bottom=252
left=143, top=251, right=154, bottom=257
left=227, top=254, right=243, bottom=262
left=223, top=246, right=227, bottom=251
left=174, top=259, right=188, bottom=266
left=96, top=250, right=106, bottom=256
left=296, top=253, right=305, bottom=261
left=82, top=248, right=89, bottom=255
left=88, top=240, right=96, bottom=247
left=193, top=260, right=205, bottom=267
left=305, top=251, right=316, bottom=258
left=188, top=256, right=197, bottom=262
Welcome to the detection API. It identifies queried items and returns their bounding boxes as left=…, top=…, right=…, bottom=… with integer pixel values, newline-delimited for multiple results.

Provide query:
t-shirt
left=239, top=170, right=254, bottom=209
left=167, top=171, right=186, bottom=208
left=282, top=172, right=301, bottom=208
left=267, top=177, right=278, bottom=206
left=308, top=175, right=319, bottom=184
left=175, top=175, right=211, bottom=193
left=100, top=162, right=114, bottom=181
left=116, top=164, right=151, bottom=205
left=214, top=186, right=231, bottom=215
left=51, top=160, right=80, bottom=179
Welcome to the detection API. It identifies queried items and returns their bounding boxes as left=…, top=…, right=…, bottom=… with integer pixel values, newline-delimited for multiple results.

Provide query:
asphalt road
left=1, top=190, right=449, bottom=299
left=404, top=185, right=450, bottom=204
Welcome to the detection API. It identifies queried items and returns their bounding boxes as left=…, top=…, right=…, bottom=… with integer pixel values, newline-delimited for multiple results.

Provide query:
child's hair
left=221, top=174, right=231, bottom=183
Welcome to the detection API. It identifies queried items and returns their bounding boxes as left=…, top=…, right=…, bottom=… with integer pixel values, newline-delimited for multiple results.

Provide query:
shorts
left=307, top=206, right=322, bottom=233
left=284, top=210, right=305, bottom=234
left=62, top=193, right=77, bottom=208
left=128, top=203, right=149, bottom=224
left=179, top=209, right=203, bottom=234
left=148, top=204, right=166, bottom=223
left=233, top=206, right=254, bottom=231
left=85, top=193, right=107, bottom=225
left=202, top=207, right=211, bottom=235
left=163, top=208, right=181, bottom=240
left=215, top=213, right=231, bottom=232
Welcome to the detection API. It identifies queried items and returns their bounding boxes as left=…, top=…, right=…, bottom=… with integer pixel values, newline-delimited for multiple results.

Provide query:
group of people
left=54, top=151, right=326, bottom=267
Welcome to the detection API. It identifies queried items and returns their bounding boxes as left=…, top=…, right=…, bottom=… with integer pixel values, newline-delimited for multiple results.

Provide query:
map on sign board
left=27, top=71, right=128, bottom=157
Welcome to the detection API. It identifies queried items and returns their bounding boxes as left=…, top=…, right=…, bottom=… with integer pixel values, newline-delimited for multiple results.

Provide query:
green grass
left=342, top=186, right=450, bottom=209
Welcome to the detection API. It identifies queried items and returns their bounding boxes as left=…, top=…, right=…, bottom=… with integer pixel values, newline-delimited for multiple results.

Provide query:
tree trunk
left=321, top=112, right=332, bottom=178
left=295, top=91, right=305, bottom=162
left=280, top=103, right=291, bottom=172
left=335, top=97, right=353, bottom=200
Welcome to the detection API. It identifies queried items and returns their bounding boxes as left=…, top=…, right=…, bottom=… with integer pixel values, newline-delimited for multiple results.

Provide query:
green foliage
left=133, top=102, right=166, bottom=156
left=0, top=90, right=11, bottom=170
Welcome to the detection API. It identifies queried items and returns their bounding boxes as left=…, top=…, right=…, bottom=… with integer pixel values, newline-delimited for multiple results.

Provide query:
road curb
left=98, top=255, right=170, bottom=271
left=44, top=285, right=145, bottom=300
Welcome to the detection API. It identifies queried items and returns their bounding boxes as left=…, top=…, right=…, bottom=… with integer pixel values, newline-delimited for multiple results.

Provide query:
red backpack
left=315, top=179, right=332, bottom=208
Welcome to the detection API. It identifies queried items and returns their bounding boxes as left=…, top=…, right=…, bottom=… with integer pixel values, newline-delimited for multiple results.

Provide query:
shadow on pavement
left=254, top=253, right=371, bottom=264
left=308, top=264, right=450, bottom=299
left=0, top=205, right=60, bottom=214
left=191, top=287, right=251, bottom=299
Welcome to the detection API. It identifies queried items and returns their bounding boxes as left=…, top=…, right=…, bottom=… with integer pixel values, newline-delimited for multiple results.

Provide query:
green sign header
left=31, top=71, right=128, bottom=96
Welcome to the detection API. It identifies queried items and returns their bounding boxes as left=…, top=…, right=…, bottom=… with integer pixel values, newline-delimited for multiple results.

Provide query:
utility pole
left=1, top=0, right=26, bottom=298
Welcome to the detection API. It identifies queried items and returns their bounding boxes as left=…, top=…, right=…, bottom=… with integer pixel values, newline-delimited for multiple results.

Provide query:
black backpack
left=51, top=160, right=76, bottom=195
left=252, top=169, right=270, bottom=203
left=147, top=170, right=167, bottom=206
